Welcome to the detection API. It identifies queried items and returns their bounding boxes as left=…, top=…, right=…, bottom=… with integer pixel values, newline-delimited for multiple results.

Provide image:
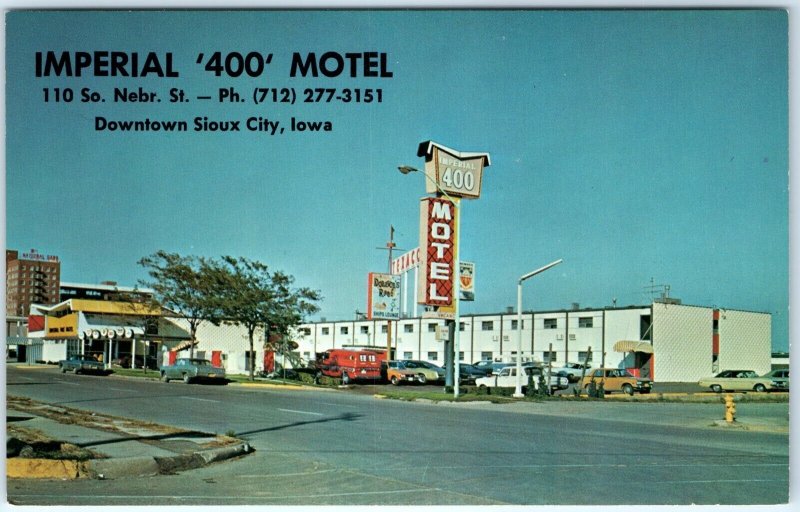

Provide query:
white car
left=551, top=362, right=591, bottom=382
left=476, top=366, right=569, bottom=393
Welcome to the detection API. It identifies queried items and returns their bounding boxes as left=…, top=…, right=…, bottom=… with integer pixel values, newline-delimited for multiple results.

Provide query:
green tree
left=214, top=256, right=321, bottom=381
left=138, top=251, right=223, bottom=359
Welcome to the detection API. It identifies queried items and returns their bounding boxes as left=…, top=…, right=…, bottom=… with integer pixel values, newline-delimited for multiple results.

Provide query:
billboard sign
left=418, top=141, right=491, bottom=199
left=367, top=272, right=401, bottom=320
left=459, top=261, right=475, bottom=301
left=391, top=247, right=421, bottom=275
left=417, top=196, right=458, bottom=307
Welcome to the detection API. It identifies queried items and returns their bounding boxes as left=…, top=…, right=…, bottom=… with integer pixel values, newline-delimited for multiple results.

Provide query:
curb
left=7, top=458, right=88, bottom=479
left=8, top=442, right=252, bottom=480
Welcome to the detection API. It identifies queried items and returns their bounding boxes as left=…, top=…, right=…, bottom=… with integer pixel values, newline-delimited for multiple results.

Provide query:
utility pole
left=376, top=226, right=402, bottom=360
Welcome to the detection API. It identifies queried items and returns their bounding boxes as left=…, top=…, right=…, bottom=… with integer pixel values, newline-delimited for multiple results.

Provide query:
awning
left=613, top=340, right=654, bottom=354
left=172, top=339, right=199, bottom=351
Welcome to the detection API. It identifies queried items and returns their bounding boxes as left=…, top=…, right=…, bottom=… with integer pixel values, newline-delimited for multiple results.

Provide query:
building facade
left=6, top=249, right=61, bottom=317
left=292, top=302, right=772, bottom=382
left=25, top=282, right=190, bottom=366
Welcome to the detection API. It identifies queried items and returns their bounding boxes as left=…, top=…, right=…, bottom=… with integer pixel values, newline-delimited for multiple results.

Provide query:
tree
left=138, top=251, right=223, bottom=359
left=214, top=256, right=321, bottom=381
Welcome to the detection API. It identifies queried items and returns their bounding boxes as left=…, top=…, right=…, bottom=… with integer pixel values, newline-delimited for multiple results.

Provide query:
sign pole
left=386, top=226, right=395, bottom=360
left=453, top=198, right=461, bottom=397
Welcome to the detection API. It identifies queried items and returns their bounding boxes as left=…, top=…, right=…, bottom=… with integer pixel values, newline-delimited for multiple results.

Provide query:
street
left=6, top=365, right=790, bottom=506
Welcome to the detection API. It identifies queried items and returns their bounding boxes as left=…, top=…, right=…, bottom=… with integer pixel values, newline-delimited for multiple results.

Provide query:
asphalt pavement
left=5, top=363, right=791, bottom=506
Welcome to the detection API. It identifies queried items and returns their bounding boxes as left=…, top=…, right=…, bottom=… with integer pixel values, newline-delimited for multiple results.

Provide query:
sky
left=4, top=9, right=790, bottom=351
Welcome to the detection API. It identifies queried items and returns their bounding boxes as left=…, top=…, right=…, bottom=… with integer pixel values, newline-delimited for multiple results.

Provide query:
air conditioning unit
left=557, top=334, right=564, bottom=340
left=502, top=336, right=509, bottom=342
left=569, top=334, right=576, bottom=341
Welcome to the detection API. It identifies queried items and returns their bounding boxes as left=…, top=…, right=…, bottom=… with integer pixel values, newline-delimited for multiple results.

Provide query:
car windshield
left=190, top=359, right=212, bottom=366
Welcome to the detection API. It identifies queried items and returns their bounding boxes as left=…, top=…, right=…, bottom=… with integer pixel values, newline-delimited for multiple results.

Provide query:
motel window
left=427, top=323, right=437, bottom=333
left=427, top=351, right=438, bottom=361
left=481, top=321, right=494, bottom=331
left=404, top=324, right=414, bottom=333
left=360, top=326, right=369, bottom=334
left=544, top=318, right=557, bottom=329
left=321, top=327, right=329, bottom=335
left=480, top=351, right=493, bottom=361
left=381, top=325, right=388, bottom=334
left=543, top=351, right=558, bottom=363
left=299, top=328, right=311, bottom=336
left=578, top=351, right=593, bottom=363
left=340, top=326, right=349, bottom=335
left=578, top=317, right=593, bottom=328
left=459, top=322, right=466, bottom=332
left=403, top=351, right=413, bottom=359
left=458, top=351, right=464, bottom=361
left=511, top=320, right=525, bottom=330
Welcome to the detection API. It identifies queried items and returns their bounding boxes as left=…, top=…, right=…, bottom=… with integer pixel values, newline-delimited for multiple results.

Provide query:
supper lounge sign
left=418, top=196, right=458, bottom=307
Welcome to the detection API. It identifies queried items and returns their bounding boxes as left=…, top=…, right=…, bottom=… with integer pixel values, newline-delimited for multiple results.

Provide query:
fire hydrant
left=724, top=393, right=736, bottom=423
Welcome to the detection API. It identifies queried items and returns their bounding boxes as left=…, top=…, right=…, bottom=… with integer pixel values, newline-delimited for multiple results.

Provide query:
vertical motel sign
left=418, top=197, right=458, bottom=315
left=416, top=141, right=490, bottom=315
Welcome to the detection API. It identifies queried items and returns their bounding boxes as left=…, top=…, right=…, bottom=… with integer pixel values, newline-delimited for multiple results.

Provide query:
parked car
left=698, top=370, right=774, bottom=393
left=59, top=355, right=108, bottom=375
left=580, top=368, right=652, bottom=395
left=551, top=362, right=591, bottom=382
left=473, top=361, right=514, bottom=375
left=528, top=366, right=570, bottom=392
left=160, top=358, right=226, bottom=384
left=402, top=360, right=445, bottom=383
left=382, top=360, right=424, bottom=385
left=476, top=366, right=540, bottom=393
left=763, top=369, right=789, bottom=391
left=458, top=363, right=490, bottom=384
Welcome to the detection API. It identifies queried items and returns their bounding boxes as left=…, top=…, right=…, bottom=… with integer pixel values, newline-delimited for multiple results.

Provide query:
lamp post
left=514, top=259, right=563, bottom=398
left=398, top=165, right=462, bottom=396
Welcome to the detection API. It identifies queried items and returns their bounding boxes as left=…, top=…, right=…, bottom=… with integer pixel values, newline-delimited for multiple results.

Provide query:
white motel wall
left=25, top=303, right=771, bottom=383
left=280, top=302, right=771, bottom=383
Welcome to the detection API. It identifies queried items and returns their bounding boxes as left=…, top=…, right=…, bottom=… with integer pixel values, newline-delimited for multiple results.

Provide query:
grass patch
left=378, top=389, right=536, bottom=404
left=109, top=368, right=160, bottom=379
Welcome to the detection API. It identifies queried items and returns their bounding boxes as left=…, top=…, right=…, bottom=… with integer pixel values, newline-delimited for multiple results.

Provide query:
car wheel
left=182, top=373, right=191, bottom=384
left=711, top=384, right=723, bottom=393
left=60, top=367, right=66, bottom=373
left=391, top=376, right=399, bottom=386
left=160, top=372, right=170, bottom=383
left=622, top=383, right=634, bottom=396
left=417, top=374, right=427, bottom=385
left=72, top=367, right=80, bottom=374
left=314, top=371, right=322, bottom=385
left=754, top=383, right=767, bottom=393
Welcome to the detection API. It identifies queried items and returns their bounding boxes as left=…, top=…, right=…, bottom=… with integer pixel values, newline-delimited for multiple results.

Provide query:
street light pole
left=514, top=259, right=563, bottom=398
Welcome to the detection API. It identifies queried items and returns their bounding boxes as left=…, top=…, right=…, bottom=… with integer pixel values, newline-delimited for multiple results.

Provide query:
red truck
left=314, top=348, right=387, bottom=384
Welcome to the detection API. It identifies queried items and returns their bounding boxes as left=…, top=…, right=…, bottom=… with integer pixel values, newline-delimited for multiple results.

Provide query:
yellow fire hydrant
left=724, top=393, right=736, bottom=423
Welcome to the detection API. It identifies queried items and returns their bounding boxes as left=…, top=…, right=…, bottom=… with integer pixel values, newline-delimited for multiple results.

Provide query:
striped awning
left=613, top=340, right=654, bottom=354
left=172, top=339, right=199, bottom=351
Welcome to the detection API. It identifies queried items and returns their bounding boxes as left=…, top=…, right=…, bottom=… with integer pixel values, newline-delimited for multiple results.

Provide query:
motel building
left=14, top=282, right=772, bottom=382
left=293, top=300, right=772, bottom=383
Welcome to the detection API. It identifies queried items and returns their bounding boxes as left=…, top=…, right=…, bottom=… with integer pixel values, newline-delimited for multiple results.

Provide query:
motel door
left=636, top=353, right=653, bottom=380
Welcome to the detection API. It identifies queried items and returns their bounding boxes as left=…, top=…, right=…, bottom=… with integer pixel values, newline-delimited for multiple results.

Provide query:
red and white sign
left=391, top=247, right=421, bottom=275
left=417, top=197, right=458, bottom=306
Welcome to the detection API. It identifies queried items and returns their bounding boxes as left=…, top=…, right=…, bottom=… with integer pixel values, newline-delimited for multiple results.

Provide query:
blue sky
left=5, top=10, right=789, bottom=350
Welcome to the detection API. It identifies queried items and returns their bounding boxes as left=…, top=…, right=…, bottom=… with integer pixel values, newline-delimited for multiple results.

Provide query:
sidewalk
left=6, top=397, right=251, bottom=480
